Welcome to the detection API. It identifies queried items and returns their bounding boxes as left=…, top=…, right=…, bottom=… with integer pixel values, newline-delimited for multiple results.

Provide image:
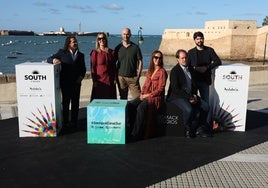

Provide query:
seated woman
left=127, top=50, right=168, bottom=141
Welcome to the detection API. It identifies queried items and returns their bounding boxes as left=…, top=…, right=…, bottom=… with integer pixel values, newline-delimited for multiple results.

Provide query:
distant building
left=39, top=27, right=109, bottom=36
left=0, top=30, right=36, bottom=36
left=39, top=27, right=73, bottom=36
left=159, top=20, right=268, bottom=61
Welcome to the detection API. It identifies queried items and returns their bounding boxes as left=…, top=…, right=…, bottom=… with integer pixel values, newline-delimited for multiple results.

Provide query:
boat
left=6, top=56, right=17, bottom=59
left=1, top=40, right=14, bottom=46
left=11, top=51, right=23, bottom=55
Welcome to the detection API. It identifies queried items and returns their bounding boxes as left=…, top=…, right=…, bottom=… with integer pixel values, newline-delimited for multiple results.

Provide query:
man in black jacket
left=167, top=49, right=210, bottom=138
left=188, top=31, right=222, bottom=102
left=188, top=31, right=222, bottom=133
left=47, top=35, right=86, bottom=133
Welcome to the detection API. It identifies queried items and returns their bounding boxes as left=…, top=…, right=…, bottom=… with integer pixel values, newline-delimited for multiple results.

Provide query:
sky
left=1, top=0, right=268, bottom=35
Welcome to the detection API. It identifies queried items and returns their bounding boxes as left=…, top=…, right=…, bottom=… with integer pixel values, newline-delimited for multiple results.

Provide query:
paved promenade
left=152, top=84, right=268, bottom=187
left=0, top=85, right=267, bottom=187
left=148, top=84, right=268, bottom=188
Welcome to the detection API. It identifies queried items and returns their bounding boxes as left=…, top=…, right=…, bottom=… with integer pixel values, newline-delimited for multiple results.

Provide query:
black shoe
left=198, top=130, right=213, bottom=138
left=196, top=127, right=203, bottom=136
left=185, top=130, right=195, bottom=138
left=185, top=130, right=191, bottom=138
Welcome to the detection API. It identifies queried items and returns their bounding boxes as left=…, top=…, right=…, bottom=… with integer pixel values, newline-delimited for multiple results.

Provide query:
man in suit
left=166, top=49, right=210, bottom=138
left=47, top=35, right=86, bottom=133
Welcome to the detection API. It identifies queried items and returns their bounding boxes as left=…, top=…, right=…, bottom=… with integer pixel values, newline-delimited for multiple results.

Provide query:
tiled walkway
left=147, top=85, right=268, bottom=188
left=148, top=141, right=268, bottom=188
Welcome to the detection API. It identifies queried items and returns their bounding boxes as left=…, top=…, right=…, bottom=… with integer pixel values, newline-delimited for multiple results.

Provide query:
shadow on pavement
left=0, top=109, right=267, bottom=188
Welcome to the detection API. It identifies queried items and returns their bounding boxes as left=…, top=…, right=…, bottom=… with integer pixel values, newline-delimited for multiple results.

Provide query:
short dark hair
left=175, top=49, right=187, bottom=58
left=193, top=31, right=204, bottom=39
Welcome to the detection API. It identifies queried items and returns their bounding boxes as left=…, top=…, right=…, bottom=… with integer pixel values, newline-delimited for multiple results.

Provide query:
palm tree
left=262, top=16, right=268, bottom=26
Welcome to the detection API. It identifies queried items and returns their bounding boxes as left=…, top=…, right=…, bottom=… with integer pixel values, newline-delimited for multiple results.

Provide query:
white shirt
left=69, top=49, right=78, bottom=61
left=180, top=64, right=192, bottom=94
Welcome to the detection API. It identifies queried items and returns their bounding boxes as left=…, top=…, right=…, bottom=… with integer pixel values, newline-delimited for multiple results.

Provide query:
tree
left=262, top=16, right=268, bottom=26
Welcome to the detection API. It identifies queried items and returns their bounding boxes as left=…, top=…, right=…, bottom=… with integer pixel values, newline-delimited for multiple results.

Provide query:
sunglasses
left=97, top=37, right=106, bottom=41
left=153, top=56, right=162, bottom=60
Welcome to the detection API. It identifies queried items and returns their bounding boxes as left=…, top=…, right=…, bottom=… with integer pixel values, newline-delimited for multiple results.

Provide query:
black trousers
left=127, top=97, right=148, bottom=138
left=61, top=83, right=81, bottom=126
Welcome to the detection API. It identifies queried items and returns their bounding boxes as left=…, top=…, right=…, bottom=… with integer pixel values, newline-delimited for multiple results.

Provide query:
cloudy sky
left=1, top=0, right=268, bottom=35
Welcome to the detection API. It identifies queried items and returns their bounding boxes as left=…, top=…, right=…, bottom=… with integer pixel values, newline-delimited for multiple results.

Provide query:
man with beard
left=188, top=31, right=221, bottom=135
left=47, top=35, right=86, bottom=133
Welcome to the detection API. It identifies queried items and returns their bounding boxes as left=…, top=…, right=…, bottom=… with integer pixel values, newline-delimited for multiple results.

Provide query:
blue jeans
left=171, top=98, right=196, bottom=131
left=196, top=81, right=210, bottom=105
left=171, top=97, right=209, bottom=132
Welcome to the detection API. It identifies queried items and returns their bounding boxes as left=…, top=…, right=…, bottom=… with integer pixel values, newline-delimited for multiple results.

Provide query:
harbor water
left=0, top=35, right=166, bottom=74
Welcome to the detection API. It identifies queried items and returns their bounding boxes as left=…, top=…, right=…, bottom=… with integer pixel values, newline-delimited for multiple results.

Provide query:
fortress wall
left=204, top=35, right=232, bottom=59
left=159, top=29, right=233, bottom=58
left=254, top=26, right=268, bottom=59
left=205, top=20, right=257, bottom=30
left=162, top=28, right=227, bottom=40
left=159, top=20, right=267, bottom=61
left=230, top=34, right=256, bottom=60
left=159, top=38, right=193, bottom=56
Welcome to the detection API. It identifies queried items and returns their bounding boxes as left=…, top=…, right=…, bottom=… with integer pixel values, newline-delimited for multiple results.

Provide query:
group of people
left=47, top=29, right=221, bottom=140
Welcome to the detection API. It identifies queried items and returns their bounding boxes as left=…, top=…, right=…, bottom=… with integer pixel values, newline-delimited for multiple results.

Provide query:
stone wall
left=159, top=20, right=268, bottom=61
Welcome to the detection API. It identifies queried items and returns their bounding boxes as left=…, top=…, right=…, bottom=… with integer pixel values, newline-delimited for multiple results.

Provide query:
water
left=0, top=35, right=164, bottom=74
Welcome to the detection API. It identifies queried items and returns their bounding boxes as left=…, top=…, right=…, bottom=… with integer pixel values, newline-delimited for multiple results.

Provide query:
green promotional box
left=87, top=99, right=127, bottom=144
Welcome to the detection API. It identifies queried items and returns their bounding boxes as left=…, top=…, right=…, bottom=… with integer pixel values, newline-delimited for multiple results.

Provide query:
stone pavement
left=247, top=85, right=268, bottom=113
left=148, top=140, right=268, bottom=188
left=147, top=84, right=268, bottom=188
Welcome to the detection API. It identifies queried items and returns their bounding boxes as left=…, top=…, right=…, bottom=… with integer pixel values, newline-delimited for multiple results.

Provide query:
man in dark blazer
left=166, top=49, right=210, bottom=138
left=188, top=31, right=221, bottom=134
left=47, top=35, right=86, bottom=133
left=188, top=31, right=222, bottom=101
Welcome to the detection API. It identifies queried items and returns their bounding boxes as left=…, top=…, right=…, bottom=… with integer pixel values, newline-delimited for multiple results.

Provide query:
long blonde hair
left=95, top=32, right=108, bottom=50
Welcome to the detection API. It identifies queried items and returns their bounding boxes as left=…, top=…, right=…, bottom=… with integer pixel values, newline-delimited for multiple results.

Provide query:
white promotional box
left=87, top=99, right=127, bottom=144
left=15, top=62, right=62, bottom=137
left=210, top=64, right=250, bottom=132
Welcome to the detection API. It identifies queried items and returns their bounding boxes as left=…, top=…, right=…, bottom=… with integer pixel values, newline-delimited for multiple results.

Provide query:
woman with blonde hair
left=90, top=32, right=117, bottom=101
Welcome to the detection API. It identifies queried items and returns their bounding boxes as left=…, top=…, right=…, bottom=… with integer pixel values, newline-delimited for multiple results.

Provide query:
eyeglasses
left=153, top=56, right=162, bottom=60
left=97, top=37, right=106, bottom=41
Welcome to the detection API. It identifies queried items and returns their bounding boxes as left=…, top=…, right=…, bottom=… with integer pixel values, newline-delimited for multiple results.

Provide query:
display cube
left=87, top=99, right=127, bottom=144
left=210, top=64, right=250, bottom=132
left=16, top=62, right=62, bottom=137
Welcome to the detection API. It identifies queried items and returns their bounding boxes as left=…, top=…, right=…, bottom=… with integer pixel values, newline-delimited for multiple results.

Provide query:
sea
left=0, top=35, right=171, bottom=74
